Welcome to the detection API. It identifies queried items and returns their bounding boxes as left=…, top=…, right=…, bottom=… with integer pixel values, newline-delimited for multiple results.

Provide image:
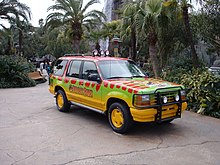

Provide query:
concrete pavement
left=0, top=82, right=220, bottom=165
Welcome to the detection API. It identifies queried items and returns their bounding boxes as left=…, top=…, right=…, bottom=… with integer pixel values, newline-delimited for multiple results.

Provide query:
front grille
left=160, top=91, right=178, bottom=103
left=150, top=91, right=178, bottom=105
left=153, top=90, right=182, bottom=122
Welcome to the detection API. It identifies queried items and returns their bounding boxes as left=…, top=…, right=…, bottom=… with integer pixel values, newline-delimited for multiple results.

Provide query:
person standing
left=46, top=61, right=51, bottom=75
left=40, top=62, right=44, bottom=74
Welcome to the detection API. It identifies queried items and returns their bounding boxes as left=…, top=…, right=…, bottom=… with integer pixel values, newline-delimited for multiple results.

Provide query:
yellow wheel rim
left=111, top=108, right=124, bottom=128
left=57, top=94, right=64, bottom=108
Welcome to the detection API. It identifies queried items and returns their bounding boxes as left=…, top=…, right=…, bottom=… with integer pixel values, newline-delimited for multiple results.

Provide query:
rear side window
left=66, top=60, right=82, bottom=78
left=52, top=60, right=68, bottom=76
left=82, top=61, right=98, bottom=80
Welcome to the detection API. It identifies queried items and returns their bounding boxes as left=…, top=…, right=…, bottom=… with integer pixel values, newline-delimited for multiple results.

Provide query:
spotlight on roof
left=93, top=50, right=98, bottom=57
left=105, top=50, right=110, bottom=56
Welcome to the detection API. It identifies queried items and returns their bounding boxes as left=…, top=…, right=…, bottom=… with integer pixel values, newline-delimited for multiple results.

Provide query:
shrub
left=162, top=55, right=220, bottom=118
left=181, top=70, right=220, bottom=118
left=162, top=56, right=195, bottom=83
left=0, top=55, right=36, bottom=88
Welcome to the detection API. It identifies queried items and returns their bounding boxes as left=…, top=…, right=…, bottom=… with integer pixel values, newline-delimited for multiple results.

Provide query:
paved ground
left=0, top=82, right=220, bottom=165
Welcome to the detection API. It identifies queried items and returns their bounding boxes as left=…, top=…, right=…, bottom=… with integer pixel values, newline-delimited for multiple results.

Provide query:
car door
left=65, top=60, right=83, bottom=103
left=80, top=61, right=103, bottom=111
left=65, top=60, right=103, bottom=111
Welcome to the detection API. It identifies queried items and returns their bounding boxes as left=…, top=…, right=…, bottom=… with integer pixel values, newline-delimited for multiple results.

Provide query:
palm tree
left=0, top=0, right=31, bottom=27
left=0, top=0, right=31, bottom=56
left=135, top=0, right=164, bottom=78
left=164, top=0, right=202, bottom=68
left=46, top=0, right=106, bottom=53
left=167, top=0, right=202, bottom=68
left=0, top=26, right=14, bottom=55
left=121, top=1, right=140, bottom=61
left=158, top=0, right=184, bottom=68
left=179, top=0, right=200, bottom=68
left=101, top=20, right=121, bottom=42
left=10, top=17, right=33, bottom=56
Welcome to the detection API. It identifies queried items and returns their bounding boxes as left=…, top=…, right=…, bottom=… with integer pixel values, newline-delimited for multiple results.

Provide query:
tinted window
left=52, top=60, right=68, bottom=76
left=82, top=61, right=98, bottom=80
left=67, top=60, right=81, bottom=78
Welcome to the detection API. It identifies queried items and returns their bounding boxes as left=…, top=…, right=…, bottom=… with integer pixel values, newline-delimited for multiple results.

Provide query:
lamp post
left=111, top=36, right=121, bottom=57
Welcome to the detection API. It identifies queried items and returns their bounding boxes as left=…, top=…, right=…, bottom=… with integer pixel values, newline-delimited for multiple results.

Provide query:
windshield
left=98, top=60, right=147, bottom=80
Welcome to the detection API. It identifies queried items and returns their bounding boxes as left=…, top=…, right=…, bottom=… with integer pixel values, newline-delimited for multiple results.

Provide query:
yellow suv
left=49, top=54, right=187, bottom=133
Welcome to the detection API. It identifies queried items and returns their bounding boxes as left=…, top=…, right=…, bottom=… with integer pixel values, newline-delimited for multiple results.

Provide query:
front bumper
left=131, top=87, right=188, bottom=123
left=130, top=102, right=187, bottom=122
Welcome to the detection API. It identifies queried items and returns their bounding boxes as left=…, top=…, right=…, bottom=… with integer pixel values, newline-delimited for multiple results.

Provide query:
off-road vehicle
left=49, top=54, right=187, bottom=133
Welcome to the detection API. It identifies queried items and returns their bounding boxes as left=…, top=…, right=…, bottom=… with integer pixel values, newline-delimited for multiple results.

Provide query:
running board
left=70, top=101, right=105, bottom=115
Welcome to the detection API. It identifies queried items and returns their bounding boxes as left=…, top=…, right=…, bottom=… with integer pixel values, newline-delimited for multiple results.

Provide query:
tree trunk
left=72, top=39, right=80, bottom=53
left=5, top=37, right=12, bottom=55
left=131, top=27, right=137, bottom=62
left=182, top=6, right=199, bottom=68
left=18, top=30, right=23, bottom=56
left=148, top=30, right=161, bottom=78
left=72, top=22, right=83, bottom=53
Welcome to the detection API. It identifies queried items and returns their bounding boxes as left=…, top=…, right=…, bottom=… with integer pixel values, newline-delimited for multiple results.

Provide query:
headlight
left=180, top=90, right=186, bottom=100
left=180, top=90, right=186, bottom=96
left=134, top=94, right=150, bottom=107
left=163, top=96, right=168, bottom=104
left=175, top=94, right=180, bottom=102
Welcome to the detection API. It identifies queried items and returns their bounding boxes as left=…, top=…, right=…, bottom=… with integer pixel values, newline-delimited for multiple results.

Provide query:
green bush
left=0, top=55, right=36, bottom=88
left=162, top=56, right=195, bottom=83
left=181, top=70, right=220, bottom=118
left=162, top=55, right=220, bottom=118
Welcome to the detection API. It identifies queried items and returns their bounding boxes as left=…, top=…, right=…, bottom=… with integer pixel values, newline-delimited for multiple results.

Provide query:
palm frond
left=81, top=0, right=99, bottom=14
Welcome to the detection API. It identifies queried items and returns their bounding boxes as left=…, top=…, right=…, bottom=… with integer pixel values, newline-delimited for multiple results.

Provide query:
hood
left=105, top=78, right=182, bottom=94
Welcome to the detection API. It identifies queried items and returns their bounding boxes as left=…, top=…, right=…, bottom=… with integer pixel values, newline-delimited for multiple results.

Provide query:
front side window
left=82, top=61, right=98, bottom=80
left=67, top=60, right=81, bottom=78
left=52, top=60, right=68, bottom=76
left=98, top=60, right=146, bottom=79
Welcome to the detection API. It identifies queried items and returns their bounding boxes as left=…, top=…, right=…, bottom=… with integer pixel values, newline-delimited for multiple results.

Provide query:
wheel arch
left=55, top=85, right=65, bottom=93
left=106, top=98, right=130, bottom=114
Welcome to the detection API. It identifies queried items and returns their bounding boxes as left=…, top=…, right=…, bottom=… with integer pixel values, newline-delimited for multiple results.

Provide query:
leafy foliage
left=162, top=55, right=194, bottom=83
left=194, top=0, right=220, bottom=55
left=181, top=70, right=220, bottom=118
left=0, top=0, right=31, bottom=27
left=163, top=55, right=220, bottom=118
left=0, top=55, right=36, bottom=88
left=45, top=0, right=106, bottom=53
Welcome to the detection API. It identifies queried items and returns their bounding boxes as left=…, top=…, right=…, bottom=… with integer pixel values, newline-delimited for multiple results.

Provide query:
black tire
left=108, top=102, right=133, bottom=134
left=162, top=119, right=174, bottom=124
left=56, top=90, right=70, bottom=112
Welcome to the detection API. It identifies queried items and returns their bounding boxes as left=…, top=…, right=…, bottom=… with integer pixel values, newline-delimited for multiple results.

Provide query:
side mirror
left=56, top=65, right=63, bottom=69
left=145, top=72, right=150, bottom=77
left=88, top=73, right=101, bottom=83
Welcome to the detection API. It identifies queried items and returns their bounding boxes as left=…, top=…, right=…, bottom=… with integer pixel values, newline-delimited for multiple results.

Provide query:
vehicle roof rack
left=64, top=53, right=92, bottom=57
left=63, top=50, right=111, bottom=57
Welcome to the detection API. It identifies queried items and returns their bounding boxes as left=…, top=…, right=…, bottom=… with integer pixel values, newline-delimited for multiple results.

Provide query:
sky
left=2, top=0, right=199, bottom=27
left=19, top=0, right=105, bottom=27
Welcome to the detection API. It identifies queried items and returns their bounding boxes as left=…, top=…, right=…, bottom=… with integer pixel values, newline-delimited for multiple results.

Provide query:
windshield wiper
left=107, top=76, right=132, bottom=79
left=132, top=75, right=146, bottom=78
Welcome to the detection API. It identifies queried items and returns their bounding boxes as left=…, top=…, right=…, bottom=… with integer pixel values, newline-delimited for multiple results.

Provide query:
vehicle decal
left=96, top=84, right=101, bottom=92
left=50, top=76, right=181, bottom=98
left=128, top=88, right=133, bottom=93
left=91, top=83, right=96, bottom=88
left=122, top=86, right=127, bottom=91
left=58, top=77, right=62, bottom=81
left=69, top=85, right=93, bottom=97
left=79, top=80, right=84, bottom=86
left=104, top=81, right=108, bottom=88
left=85, top=82, right=90, bottom=87
left=64, top=78, right=70, bottom=83
left=71, top=79, right=77, bottom=84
